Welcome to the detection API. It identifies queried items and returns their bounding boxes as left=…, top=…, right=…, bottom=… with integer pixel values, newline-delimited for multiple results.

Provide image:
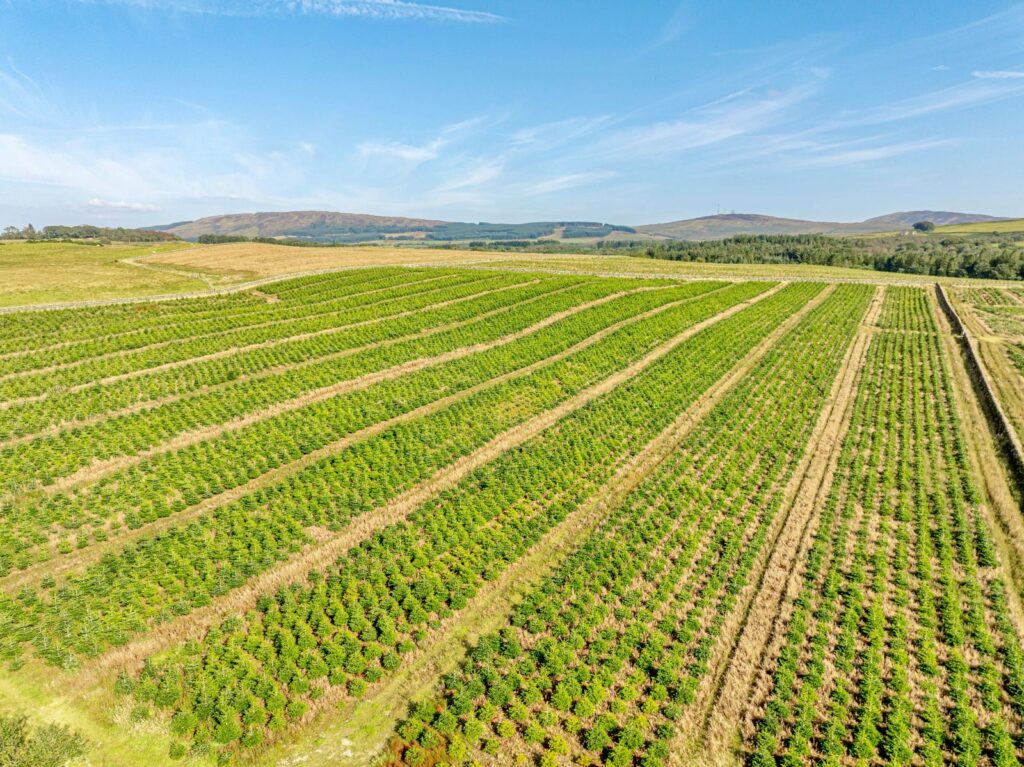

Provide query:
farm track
left=950, top=289, right=1024, bottom=460
left=933, top=295, right=1024, bottom=634
left=0, top=283, right=701, bottom=592
left=261, top=284, right=840, bottom=767
left=75, top=283, right=787, bottom=681
left=27, top=282, right=640, bottom=496
left=0, top=276, right=537, bottom=410
left=679, top=285, right=884, bottom=766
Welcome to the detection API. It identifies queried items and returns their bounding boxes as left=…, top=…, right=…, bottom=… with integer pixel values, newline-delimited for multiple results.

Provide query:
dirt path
left=260, top=285, right=836, bottom=767
left=933, top=295, right=1024, bottom=638
left=672, top=285, right=883, bottom=766
left=73, top=283, right=785, bottom=686
left=949, top=289, right=1024, bottom=452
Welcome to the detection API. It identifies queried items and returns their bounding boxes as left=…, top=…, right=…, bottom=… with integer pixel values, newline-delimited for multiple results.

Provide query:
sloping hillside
left=638, top=210, right=1007, bottom=240
left=159, top=211, right=445, bottom=240
left=636, top=214, right=845, bottom=240
left=860, top=210, right=1004, bottom=229
left=934, top=218, right=1024, bottom=234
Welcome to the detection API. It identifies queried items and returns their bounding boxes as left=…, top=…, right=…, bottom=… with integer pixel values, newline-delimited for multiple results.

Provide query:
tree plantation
left=0, top=265, right=1022, bottom=767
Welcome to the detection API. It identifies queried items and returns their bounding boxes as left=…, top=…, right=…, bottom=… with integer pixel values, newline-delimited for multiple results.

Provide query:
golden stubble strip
left=677, top=285, right=884, bottom=767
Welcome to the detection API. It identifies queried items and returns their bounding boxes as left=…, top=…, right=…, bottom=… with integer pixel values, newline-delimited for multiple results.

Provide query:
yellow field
left=140, top=242, right=497, bottom=279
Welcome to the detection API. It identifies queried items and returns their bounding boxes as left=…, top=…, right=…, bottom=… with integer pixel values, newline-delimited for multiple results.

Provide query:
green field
left=0, top=259, right=1022, bottom=767
left=935, top=217, right=1024, bottom=234
left=0, top=240, right=218, bottom=308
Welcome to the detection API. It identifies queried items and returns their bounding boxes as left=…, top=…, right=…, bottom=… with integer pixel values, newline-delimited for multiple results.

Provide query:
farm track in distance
left=0, top=264, right=1022, bottom=767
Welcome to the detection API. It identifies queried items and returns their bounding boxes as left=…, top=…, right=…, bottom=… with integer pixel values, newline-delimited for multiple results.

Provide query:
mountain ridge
left=150, top=209, right=1010, bottom=243
left=636, top=210, right=1006, bottom=240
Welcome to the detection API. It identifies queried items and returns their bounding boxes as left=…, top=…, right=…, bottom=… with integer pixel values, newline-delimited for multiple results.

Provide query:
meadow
left=0, top=245, right=1023, bottom=767
left=0, top=240, right=218, bottom=308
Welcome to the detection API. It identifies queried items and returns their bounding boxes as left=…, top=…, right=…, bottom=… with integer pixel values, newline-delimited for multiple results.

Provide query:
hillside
left=157, top=211, right=445, bottom=241
left=153, top=209, right=1013, bottom=244
left=935, top=217, right=1024, bottom=234
left=154, top=212, right=636, bottom=243
left=860, top=210, right=1005, bottom=229
left=638, top=210, right=1005, bottom=240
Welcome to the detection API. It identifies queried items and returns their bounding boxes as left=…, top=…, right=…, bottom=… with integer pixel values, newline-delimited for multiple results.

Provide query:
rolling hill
left=151, top=209, right=1013, bottom=244
left=637, top=210, right=1006, bottom=240
left=153, top=211, right=445, bottom=241
left=934, top=217, right=1024, bottom=234
left=152, top=212, right=636, bottom=243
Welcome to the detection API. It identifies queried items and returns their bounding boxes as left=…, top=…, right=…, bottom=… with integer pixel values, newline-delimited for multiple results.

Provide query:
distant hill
left=152, top=209, right=1012, bottom=245
left=933, top=217, right=1024, bottom=235
left=151, top=211, right=637, bottom=243
left=860, top=211, right=1005, bottom=229
left=157, top=211, right=445, bottom=242
left=637, top=211, right=1006, bottom=240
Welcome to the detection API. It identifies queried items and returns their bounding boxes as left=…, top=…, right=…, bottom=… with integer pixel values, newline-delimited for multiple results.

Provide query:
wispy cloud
left=0, top=64, right=55, bottom=123
left=85, top=197, right=159, bottom=211
left=648, top=1, right=693, bottom=51
left=358, top=116, right=490, bottom=166
left=433, top=158, right=504, bottom=192
left=358, top=138, right=445, bottom=163
left=972, top=69, right=1024, bottom=79
left=792, top=138, right=955, bottom=167
left=79, top=0, right=504, bottom=23
left=825, top=77, right=1024, bottom=130
left=592, top=81, right=820, bottom=160
left=526, top=171, right=616, bottom=195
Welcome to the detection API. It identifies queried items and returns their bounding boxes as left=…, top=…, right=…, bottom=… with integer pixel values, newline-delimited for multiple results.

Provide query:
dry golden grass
left=139, top=242, right=503, bottom=279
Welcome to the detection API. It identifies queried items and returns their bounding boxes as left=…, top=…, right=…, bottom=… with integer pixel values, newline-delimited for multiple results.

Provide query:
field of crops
left=1, top=264, right=1022, bottom=767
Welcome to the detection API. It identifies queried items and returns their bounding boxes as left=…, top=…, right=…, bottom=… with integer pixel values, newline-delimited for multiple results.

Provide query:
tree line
left=451, top=233, right=1024, bottom=281
left=1, top=224, right=179, bottom=243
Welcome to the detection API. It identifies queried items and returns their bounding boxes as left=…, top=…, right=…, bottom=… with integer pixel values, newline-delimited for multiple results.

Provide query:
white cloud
left=825, top=78, right=1024, bottom=130
left=972, top=69, right=1024, bottom=79
left=357, top=116, right=491, bottom=167
left=527, top=171, right=616, bottom=195
left=358, top=138, right=445, bottom=164
left=433, top=158, right=504, bottom=192
left=649, top=1, right=693, bottom=51
left=793, top=139, right=954, bottom=167
left=81, top=0, right=504, bottom=23
left=593, top=83, right=818, bottom=159
left=85, top=198, right=159, bottom=211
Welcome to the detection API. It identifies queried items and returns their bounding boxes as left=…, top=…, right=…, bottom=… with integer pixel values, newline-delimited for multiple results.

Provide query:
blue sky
left=1, top=0, right=1024, bottom=227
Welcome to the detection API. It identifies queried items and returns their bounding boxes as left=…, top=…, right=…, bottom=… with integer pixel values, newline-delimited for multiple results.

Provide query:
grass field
left=0, top=250, right=1023, bottom=767
left=935, top=218, right=1024, bottom=235
left=0, top=240, right=220, bottom=307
